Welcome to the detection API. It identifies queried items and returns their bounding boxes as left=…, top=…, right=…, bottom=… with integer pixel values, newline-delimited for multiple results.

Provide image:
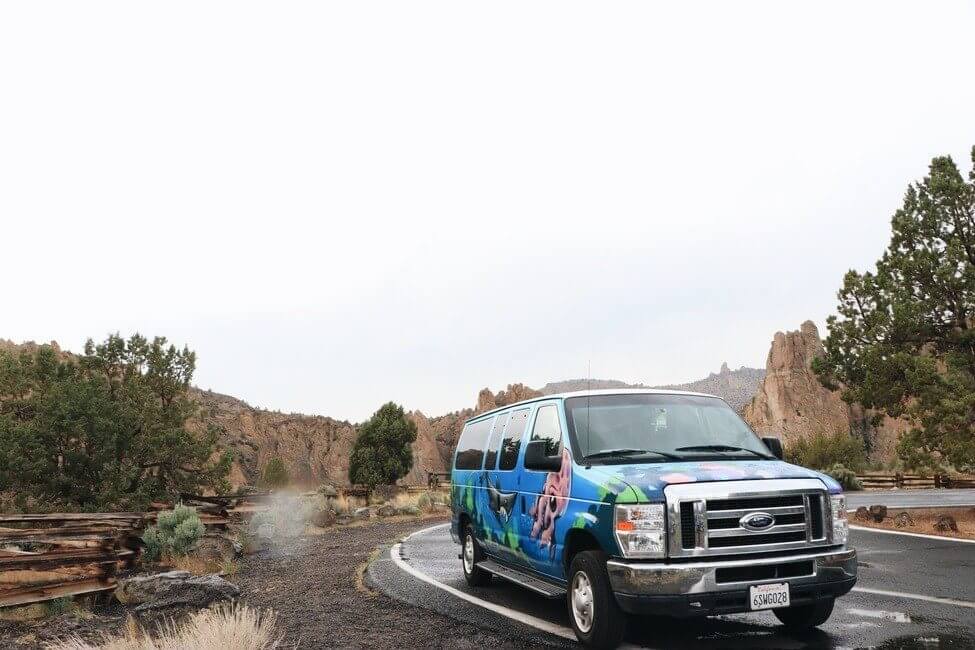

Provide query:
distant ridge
left=539, top=363, right=765, bottom=412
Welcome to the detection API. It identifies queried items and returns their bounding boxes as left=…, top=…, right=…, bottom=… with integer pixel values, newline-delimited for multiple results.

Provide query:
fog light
left=615, top=504, right=665, bottom=558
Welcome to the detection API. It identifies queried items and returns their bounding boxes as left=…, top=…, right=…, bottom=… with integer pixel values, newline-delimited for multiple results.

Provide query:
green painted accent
left=615, top=485, right=648, bottom=504
left=571, top=514, right=588, bottom=529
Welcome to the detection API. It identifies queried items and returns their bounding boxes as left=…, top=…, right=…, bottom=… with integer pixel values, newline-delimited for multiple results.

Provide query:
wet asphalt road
left=368, top=491, right=975, bottom=649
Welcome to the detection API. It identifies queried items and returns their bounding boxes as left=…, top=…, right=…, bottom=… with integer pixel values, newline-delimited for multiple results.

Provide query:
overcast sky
left=2, top=2, right=974, bottom=422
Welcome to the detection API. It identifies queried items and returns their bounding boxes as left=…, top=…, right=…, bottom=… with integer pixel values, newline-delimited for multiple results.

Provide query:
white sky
left=2, top=2, right=974, bottom=422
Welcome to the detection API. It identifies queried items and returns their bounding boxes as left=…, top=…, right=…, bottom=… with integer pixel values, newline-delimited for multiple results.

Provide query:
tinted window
left=563, top=394, right=770, bottom=460
left=483, top=411, right=510, bottom=470
left=530, top=404, right=562, bottom=455
left=454, top=417, right=494, bottom=470
left=499, top=408, right=529, bottom=470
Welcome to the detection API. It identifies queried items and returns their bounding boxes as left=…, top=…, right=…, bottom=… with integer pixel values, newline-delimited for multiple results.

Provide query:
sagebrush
left=142, top=505, right=204, bottom=562
left=785, top=431, right=867, bottom=473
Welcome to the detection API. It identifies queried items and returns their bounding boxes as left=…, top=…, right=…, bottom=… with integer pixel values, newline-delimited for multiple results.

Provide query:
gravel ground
left=0, top=515, right=543, bottom=649
left=236, top=515, right=544, bottom=649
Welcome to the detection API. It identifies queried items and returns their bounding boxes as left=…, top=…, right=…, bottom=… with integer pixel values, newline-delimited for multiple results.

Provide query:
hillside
left=539, top=363, right=765, bottom=412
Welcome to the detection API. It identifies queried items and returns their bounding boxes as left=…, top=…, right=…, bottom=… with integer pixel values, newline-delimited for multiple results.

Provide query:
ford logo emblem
left=740, top=512, right=775, bottom=531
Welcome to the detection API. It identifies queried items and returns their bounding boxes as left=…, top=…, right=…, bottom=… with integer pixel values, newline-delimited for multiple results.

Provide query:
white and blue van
left=451, top=389, right=857, bottom=648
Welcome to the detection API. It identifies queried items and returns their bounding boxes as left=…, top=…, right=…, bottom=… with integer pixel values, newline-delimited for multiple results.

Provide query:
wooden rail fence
left=855, top=472, right=975, bottom=489
left=0, top=493, right=268, bottom=609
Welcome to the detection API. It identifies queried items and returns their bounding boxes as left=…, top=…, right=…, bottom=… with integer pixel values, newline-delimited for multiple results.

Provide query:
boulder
left=116, top=571, right=240, bottom=610
left=893, top=512, right=915, bottom=528
left=353, top=507, right=372, bottom=520
left=194, top=535, right=243, bottom=562
left=853, top=506, right=871, bottom=522
left=377, top=504, right=397, bottom=517
left=934, top=515, right=958, bottom=533
left=868, top=505, right=887, bottom=523
left=312, top=508, right=336, bottom=527
left=396, top=505, right=421, bottom=516
left=318, top=484, right=338, bottom=498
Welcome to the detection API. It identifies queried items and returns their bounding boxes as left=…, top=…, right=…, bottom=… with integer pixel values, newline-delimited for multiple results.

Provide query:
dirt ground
left=852, top=506, right=975, bottom=539
left=0, top=515, right=545, bottom=649
left=236, top=514, right=546, bottom=649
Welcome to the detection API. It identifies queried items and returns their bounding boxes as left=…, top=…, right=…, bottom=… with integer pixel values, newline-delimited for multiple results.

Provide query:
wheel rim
left=571, top=571, right=594, bottom=634
left=463, top=534, right=475, bottom=574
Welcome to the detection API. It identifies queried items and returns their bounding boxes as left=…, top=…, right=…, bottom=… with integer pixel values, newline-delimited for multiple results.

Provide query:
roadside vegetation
left=348, top=402, right=417, bottom=494
left=48, top=604, right=281, bottom=650
left=814, top=145, right=975, bottom=473
left=0, top=334, right=231, bottom=512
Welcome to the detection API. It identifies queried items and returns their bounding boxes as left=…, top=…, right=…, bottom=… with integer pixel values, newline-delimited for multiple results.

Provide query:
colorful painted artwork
left=528, top=448, right=572, bottom=559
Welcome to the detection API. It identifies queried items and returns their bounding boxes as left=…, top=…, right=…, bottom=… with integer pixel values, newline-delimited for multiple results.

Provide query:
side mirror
left=524, top=440, right=562, bottom=472
left=762, top=436, right=784, bottom=460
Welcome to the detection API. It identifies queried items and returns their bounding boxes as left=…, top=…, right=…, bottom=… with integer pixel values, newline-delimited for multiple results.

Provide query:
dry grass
left=164, top=553, right=216, bottom=576
left=46, top=604, right=281, bottom=650
left=330, top=493, right=352, bottom=515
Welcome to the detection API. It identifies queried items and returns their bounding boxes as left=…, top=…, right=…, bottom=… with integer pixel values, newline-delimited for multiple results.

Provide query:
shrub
left=45, top=597, right=73, bottom=616
left=785, top=431, right=867, bottom=473
left=142, top=505, right=204, bottom=562
left=48, top=603, right=281, bottom=650
left=348, top=403, right=417, bottom=491
left=823, top=463, right=862, bottom=491
left=259, top=458, right=289, bottom=489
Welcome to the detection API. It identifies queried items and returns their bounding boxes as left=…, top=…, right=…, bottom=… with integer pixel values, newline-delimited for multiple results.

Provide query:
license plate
left=749, top=582, right=790, bottom=610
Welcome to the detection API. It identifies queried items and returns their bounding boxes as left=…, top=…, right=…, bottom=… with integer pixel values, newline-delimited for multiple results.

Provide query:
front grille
left=665, top=479, right=833, bottom=558
left=709, top=531, right=806, bottom=548
left=715, top=560, right=814, bottom=584
left=680, top=502, right=696, bottom=549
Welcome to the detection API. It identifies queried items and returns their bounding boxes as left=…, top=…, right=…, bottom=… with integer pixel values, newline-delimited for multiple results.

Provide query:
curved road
left=368, top=490, right=975, bottom=649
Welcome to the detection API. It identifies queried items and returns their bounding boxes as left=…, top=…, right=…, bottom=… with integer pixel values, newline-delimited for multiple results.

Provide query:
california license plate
left=749, top=582, right=790, bottom=610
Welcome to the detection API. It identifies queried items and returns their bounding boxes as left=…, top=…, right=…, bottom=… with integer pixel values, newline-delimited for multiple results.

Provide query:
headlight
left=830, top=494, right=848, bottom=545
left=615, top=504, right=666, bottom=558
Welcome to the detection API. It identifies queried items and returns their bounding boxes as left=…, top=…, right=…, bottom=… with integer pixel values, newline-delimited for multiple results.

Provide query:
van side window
left=530, top=404, right=562, bottom=455
left=483, top=411, right=510, bottom=470
left=499, top=408, right=529, bottom=470
left=454, top=417, right=494, bottom=470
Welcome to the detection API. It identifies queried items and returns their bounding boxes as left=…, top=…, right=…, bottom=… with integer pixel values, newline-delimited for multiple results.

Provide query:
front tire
left=567, top=550, right=626, bottom=649
left=774, top=598, right=834, bottom=629
left=461, top=524, right=491, bottom=587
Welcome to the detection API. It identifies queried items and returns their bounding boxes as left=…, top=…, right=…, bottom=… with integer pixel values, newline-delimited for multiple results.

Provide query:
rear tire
left=773, top=597, right=834, bottom=629
left=461, top=523, right=491, bottom=587
left=567, top=550, right=626, bottom=649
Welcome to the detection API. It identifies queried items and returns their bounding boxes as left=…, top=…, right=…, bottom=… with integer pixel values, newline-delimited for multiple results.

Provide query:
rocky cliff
left=540, top=365, right=765, bottom=413
left=742, top=321, right=907, bottom=463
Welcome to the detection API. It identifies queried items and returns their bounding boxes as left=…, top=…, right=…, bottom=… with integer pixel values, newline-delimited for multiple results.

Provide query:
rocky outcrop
left=743, top=321, right=907, bottom=463
left=541, top=366, right=765, bottom=413
left=743, top=321, right=857, bottom=443
left=115, top=571, right=240, bottom=610
left=656, top=363, right=766, bottom=413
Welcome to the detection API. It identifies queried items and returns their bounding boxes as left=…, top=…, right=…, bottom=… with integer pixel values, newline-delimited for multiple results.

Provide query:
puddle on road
left=847, top=608, right=912, bottom=623
left=871, top=634, right=974, bottom=649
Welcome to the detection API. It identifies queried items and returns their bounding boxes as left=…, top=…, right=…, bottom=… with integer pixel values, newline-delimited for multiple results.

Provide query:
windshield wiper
left=584, top=448, right=683, bottom=461
left=674, top=444, right=774, bottom=459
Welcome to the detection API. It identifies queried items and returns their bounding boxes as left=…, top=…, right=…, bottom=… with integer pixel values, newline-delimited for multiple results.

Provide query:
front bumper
left=606, top=547, right=857, bottom=617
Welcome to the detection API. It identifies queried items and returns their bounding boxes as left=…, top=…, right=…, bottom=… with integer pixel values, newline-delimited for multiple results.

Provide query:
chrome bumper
left=606, top=547, right=857, bottom=596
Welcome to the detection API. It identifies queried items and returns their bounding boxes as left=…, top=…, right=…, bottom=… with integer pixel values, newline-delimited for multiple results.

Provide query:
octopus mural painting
left=529, top=448, right=572, bottom=558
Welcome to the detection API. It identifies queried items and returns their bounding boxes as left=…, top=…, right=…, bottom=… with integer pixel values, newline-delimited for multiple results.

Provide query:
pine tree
left=815, top=146, right=975, bottom=470
left=348, top=402, right=417, bottom=490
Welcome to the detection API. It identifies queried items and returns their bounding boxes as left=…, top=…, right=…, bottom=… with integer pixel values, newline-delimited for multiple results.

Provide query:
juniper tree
left=0, top=334, right=232, bottom=510
left=814, top=146, right=975, bottom=469
left=348, top=402, right=417, bottom=491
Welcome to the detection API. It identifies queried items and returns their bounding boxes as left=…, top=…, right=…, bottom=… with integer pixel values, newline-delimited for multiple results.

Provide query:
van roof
left=466, top=388, right=723, bottom=423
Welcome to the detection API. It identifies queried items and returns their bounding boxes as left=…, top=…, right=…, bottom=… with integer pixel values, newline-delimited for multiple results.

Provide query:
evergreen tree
left=0, top=334, right=232, bottom=511
left=348, top=402, right=417, bottom=490
left=814, top=146, right=975, bottom=469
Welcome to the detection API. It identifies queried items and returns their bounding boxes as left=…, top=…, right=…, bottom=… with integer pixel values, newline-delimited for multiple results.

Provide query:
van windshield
left=564, top=394, right=773, bottom=462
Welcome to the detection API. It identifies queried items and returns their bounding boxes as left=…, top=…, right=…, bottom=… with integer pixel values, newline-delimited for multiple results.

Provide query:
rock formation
left=743, top=321, right=907, bottom=463
left=541, top=365, right=765, bottom=413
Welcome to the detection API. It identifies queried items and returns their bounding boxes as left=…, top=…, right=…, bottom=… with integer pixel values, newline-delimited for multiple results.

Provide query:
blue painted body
left=451, top=396, right=840, bottom=584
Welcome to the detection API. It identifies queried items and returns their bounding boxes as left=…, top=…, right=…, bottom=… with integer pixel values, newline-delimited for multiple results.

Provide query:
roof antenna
left=586, top=360, right=591, bottom=457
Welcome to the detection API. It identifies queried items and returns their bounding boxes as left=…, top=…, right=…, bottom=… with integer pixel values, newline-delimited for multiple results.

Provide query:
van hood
left=582, top=460, right=841, bottom=503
